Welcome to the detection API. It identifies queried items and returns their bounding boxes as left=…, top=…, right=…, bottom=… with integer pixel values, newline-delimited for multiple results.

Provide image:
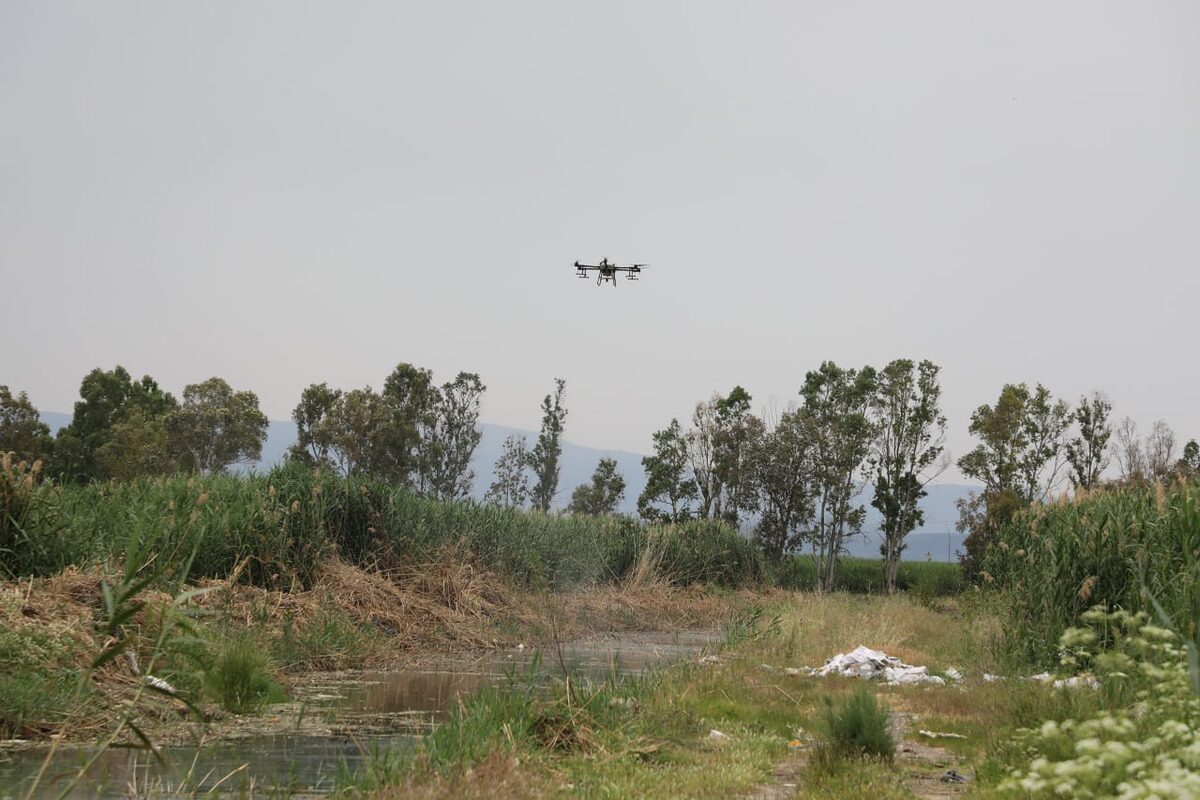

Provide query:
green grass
left=770, top=554, right=964, bottom=595
left=820, top=687, right=895, bottom=762
left=204, top=637, right=286, bottom=714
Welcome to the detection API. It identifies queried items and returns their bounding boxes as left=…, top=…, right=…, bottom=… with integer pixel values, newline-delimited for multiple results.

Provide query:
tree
left=713, top=386, right=755, bottom=525
left=165, top=377, right=268, bottom=474
left=0, top=386, right=53, bottom=464
left=568, top=458, right=626, bottom=516
left=1112, top=416, right=1146, bottom=483
left=1065, top=392, right=1112, bottom=490
left=869, top=359, right=947, bottom=594
left=51, top=366, right=176, bottom=482
left=382, top=363, right=440, bottom=488
left=485, top=435, right=531, bottom=508
left=528, top=378, right=567, bottom=512
left=319, top=387, right=407, bottom=480
left=288, top=382, right=342, bottom=470
left=638, top=419, right=698, bottom=523
left=95, top=407, right=177, bottom=480
left=1145, top=420, right=1178, bottom=482
left=686, top=397, right=722, bottom=520
left=799, top=362, right=878, bottom=591
left=424, top=372, right=486, bottom=501
left=957, top=383, right=1070, bottom=502
left=747, top=408, right=812, bottom=560
left=1176, top=440, right=1200, bottom=482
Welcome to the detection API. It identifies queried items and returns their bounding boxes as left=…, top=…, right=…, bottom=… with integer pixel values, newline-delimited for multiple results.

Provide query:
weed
left=205, top=638, right=285, bottom=714
left=819, top=687, right=895, bottom=763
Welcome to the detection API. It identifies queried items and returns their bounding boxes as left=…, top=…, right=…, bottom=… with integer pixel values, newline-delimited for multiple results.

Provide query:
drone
left=573, top=258, right=649, bottom=287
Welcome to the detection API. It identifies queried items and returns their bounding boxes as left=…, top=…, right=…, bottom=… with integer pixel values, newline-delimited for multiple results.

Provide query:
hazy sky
left=3, top=2, right=1198, bottom=480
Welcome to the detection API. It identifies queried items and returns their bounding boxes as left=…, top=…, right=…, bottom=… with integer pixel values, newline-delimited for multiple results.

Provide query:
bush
left=205, top=638, right=283, bottom=714
left=820, top=687, right=894, bottom=762
left=770, top=554, right=962, bottom=595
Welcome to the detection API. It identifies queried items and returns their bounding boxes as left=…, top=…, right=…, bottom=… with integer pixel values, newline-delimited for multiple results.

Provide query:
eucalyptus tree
left=485, top=434, right=531, bottom=508
left=713, top=386, right=756, bottom=524
left=1065, top=392, right=1112, bottom=490
left=686, top=396, right=722, bottom=520
left=799, top=362, right=878, bottom=591
left=288, top=382, right=343, bottom=470
left=0, top=385, right=53, bottom=465
left=52, top=366, right=175, bottom=482
left=869, top=359, right=947, bottom=594
left=747, top=408, right=813, bottom=560
left=424, top=372, right=486, bottom=501
left=957, top=383, right=1071, bottom=502
left=382, top=362, right=440, bottom=487
left=528, top=378, right=567, bottom=512
left=165, top=377, right=268, bottom=474
left=568, top=458, right=626, bottom=516
left=638, top=418, right=697, bottom=523
left=1145, top=420, right=1178, bottom=482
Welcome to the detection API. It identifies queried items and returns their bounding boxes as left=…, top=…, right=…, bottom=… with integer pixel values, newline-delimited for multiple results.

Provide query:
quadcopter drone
left=573, top=258, right=649, bottom=287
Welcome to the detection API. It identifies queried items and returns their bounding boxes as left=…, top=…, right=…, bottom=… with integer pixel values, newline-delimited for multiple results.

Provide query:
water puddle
left=0, top=630, right=718, bottom=798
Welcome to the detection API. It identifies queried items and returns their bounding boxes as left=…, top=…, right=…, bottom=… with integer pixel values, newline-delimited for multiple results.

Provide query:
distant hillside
left=40, top=412, right=975, bottom=561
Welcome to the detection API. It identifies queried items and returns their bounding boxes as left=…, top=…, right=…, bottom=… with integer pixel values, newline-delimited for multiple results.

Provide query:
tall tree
left=165, top=377, right=268, bottom=474
left=51, top=366, right=175, bottom=482
left=686, top=397, right=722, bottom=520
left=288, top=382, right=343, bottom=470
left=425, top=372, right=486, bottom=501
left=1112, top=416, right=1146, bottom=483
left=568, top=458, right=626, bottom=516
left=0, top=386, right=53, bottom=465
left=713, top=386, right=755, bottom=525
left=957, top=383, right=1070, bottom=502
left=95, top=408, right=177, bottom=480
left=382, top=363, right=439, bottom=488
left=638, top=419, right=698, bottom=523
left=1065, top=392, right=1112, bottom=490
left=485, top=435, right=530, bottom=508
left=1145, top=420, right=1178, bottom=482
left=528, top=378, right=567, bottom=512
left=799, top=362, right=878, bottom=591
left=747, top=409, right=813, bottom=560
left=869, top=359, right=947, bottom=594
left=1176, top=439, right=1200, bottom=482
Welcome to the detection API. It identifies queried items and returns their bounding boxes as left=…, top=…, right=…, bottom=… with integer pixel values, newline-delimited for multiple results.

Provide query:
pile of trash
left=817, top=646, right=953, bottom=686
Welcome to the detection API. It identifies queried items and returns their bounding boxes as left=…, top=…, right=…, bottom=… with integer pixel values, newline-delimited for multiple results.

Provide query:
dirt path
left=747, top=712, right=969, bottom=799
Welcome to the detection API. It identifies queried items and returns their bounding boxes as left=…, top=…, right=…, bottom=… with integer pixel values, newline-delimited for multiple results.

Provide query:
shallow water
left=0, top=630, right=718, bottom=798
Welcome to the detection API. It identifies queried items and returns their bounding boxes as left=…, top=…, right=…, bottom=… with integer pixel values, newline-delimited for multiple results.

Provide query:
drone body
left=573, top=258, right=648, bottom=287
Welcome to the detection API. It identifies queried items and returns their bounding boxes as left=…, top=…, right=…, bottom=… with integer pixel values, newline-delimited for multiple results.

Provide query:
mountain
left=39, top=412, right=976, bottom=561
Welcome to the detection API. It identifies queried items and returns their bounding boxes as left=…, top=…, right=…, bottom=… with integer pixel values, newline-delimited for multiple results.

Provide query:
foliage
left=166, top=376, right=268, bottom=474
left=0, top=385, right=53, bottom=465
left=746, top=408, right=812, bottom=560
left=799, top=362, right=877, bottom=591
left=50, top=366, right=176, bottom=482
left=999, top=609, right=1200, bottom=798
left=982, top=482, right=1200, bottom=665
left=1065, top=391, right=1112, bottom=490
left=528, top=378, right=568, bottom=512
left=637, top=418, right=697, bottom=523
left=424, top=372, right=486, bottom=501
left=485, top=434, right=531, bottom=509
left=869, top=359, right=946, bottom=593
left=95, top=407, right=177, bottom=480
left=820, top=687, right=895, bottom=762
left=205, top=638, right=284, bottom=714
left=568, top=457, right=626, bottom=516
left=769, top=554, right=963, bottom=595
left=958, top=383, right=1070, bottom=502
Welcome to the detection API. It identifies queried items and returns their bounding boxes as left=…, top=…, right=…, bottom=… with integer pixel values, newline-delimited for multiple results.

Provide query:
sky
left=2, top=1, right=1198, bottom=482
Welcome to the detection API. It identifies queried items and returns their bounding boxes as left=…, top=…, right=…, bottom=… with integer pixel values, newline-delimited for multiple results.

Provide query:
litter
left=817, top=646, right=946, bottom=686
left=919, top=730, right=967, bottom=740
left=144, top=675, right=176, bottom=695
left=708, top=729, right=731, bottom=741
left=941, top=770, right=969, bottom=784
left=945, top=667, right=964, bottom=683
left=698, top=655, right=722, bottom=666
left=1024, top=672, right=1099, bottom=689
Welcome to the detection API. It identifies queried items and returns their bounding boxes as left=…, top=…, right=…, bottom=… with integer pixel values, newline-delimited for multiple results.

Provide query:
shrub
left=205, top=638, right=283, bottom=714
left=820, top=687, right=894, bottom=762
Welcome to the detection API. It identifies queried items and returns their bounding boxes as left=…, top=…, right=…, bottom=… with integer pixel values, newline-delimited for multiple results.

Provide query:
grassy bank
left=335, top=592, right=1112, bottom=799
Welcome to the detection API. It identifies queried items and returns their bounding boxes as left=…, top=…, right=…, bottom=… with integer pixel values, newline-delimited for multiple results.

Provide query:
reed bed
left=982, top=480, right=1200, bottom=664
